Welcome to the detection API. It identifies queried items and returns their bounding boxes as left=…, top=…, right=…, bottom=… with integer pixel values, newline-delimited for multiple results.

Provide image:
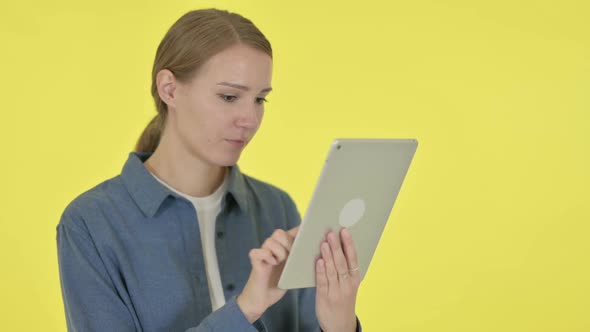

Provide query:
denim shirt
left=57, top=152, right=361, bottom=332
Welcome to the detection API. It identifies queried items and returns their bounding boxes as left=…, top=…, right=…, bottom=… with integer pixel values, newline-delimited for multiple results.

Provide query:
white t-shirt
left=148, top=169, right=229, bottom=312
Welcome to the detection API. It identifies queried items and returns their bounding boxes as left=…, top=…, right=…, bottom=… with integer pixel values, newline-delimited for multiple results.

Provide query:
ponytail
left=134, top=112, right=166, bottom=153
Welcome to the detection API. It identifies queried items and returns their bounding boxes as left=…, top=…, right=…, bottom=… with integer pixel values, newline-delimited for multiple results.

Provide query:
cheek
left=256, top=109, right=265, bottom=127
left=192, top=106, right=230, bottom=142
left=175, top=99, right=211, bottom=140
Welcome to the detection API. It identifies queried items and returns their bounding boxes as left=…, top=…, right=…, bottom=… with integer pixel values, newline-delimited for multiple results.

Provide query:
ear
left=156, top=69, right=178, bottom=109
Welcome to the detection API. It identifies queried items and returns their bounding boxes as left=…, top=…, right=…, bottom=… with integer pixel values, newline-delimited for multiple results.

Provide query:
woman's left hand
left=315, top=227, right=360, bottom=332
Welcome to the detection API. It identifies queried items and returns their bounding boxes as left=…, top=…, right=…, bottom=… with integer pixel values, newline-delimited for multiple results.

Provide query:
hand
left=315, top=228, right=360, bottom=332
left=237, top=226, right=299, bottom=323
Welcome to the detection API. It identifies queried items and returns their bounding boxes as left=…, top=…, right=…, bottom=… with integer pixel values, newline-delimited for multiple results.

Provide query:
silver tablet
left=278, top=138, right=418, bottom=289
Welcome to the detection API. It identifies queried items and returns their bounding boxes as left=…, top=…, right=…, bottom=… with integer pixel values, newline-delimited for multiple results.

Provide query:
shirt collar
left=120, top=152, right=249, bottom=218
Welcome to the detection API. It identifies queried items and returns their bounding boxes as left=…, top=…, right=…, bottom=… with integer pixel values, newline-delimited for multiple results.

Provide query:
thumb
left=287, top=225, right=300, bottom=238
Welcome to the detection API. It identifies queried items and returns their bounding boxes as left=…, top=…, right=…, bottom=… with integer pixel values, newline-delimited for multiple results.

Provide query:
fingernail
left=342, top=228, right=350, bottom=237
left=328, top=232, right=335, bottom=242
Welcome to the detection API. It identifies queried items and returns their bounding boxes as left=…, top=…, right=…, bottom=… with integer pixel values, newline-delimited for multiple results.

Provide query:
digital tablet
left=278, top=138, right=418, bottom=289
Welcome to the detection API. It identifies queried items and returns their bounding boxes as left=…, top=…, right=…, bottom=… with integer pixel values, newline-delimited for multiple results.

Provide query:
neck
left=144, top=133, right=227, bottom=198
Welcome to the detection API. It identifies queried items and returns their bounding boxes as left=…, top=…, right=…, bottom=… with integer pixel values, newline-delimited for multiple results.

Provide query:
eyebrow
left=216, top=82, right=272, bottom=93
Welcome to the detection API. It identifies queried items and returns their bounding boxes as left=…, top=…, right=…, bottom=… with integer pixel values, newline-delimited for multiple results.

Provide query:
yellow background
left=1, top=0, right=588, bottom=331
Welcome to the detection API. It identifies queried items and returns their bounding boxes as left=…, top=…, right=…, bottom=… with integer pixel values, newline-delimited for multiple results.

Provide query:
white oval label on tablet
left=339, top=198, right=366, bottom=227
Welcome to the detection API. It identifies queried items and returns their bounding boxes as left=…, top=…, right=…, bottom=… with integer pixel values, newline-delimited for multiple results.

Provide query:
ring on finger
left=349, top=266, right=359, bottom=273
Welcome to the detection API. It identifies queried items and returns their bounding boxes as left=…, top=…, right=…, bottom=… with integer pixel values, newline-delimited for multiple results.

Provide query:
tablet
left=278, top=138, right=418, bottom=289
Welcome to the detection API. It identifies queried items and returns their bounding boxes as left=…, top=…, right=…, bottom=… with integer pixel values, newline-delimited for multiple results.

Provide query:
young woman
left=57, top=8, right=362, bottom=332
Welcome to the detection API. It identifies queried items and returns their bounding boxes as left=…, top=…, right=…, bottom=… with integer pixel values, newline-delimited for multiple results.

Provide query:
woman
left=57, top=8, right=362, bottom=332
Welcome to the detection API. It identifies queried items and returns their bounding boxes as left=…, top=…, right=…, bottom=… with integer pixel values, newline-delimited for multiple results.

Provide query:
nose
left=234, top=104, right=262, bottom=130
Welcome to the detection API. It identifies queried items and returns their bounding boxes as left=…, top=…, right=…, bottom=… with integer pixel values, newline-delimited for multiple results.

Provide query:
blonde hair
left=135, top=8, right=273, bottom=153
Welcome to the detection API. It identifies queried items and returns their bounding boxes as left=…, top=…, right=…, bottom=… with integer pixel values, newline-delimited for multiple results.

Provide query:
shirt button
left=216, top=231, right=224, bottom=239
left=226, top=283, right=235, bottom=291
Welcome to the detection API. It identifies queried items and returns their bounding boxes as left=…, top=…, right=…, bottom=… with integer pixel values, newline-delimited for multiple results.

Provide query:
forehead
left=195, top=44, right=273, bottom=87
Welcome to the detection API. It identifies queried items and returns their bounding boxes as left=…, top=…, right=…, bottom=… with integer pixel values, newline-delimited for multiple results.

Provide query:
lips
left=225, top=138, right=248, bottom=147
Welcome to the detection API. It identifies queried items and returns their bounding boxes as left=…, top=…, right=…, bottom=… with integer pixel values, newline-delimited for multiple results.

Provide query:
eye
left=256, top=97, right=268, bottom=105
left=218, top=94, right=237, bottom=102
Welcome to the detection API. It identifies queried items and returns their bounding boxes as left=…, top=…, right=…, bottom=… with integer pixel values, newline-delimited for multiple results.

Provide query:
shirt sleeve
left=297, top=287, right=322, bottom=332
left=184, top=295, right=266, bottom=332
left=57, top=211, right=137, bottom=332
left=57, top=208, right=266, bottom=332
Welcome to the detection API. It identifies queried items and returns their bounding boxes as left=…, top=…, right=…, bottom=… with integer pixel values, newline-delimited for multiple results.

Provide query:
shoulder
left=239, top=172, right=302, bottom=227
left=242, top=173, right=291, bottom=201
left=58, top=175, right=126, bottom=232
left=240, top=172, right=297, bottom=207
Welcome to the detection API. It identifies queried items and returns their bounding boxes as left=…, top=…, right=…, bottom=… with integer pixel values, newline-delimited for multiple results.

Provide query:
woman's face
left=167, top=43, right=272, bottom=167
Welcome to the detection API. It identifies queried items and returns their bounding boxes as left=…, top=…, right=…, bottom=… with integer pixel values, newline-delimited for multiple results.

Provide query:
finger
left=287, top=225, right=300, bottom=239
left=321, top=241, right=338, bottom=287
left=271, top=229, right=293, bottom=251
left=315, top=258, right=328, bottom=297
left=327, top=230, right=350, bottom=281
left=249, top=248, right=278, bottom=266
left=262, top=237, right=289, bottom=262
left=341, top=228, right=360, bottom=277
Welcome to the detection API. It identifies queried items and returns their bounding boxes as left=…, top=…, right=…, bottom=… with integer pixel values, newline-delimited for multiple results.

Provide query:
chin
left=214, top=152, right=242, bottom=167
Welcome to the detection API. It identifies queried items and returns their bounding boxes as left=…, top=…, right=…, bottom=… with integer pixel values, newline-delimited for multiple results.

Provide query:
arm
left=57, top=219, right=137, bottom=331
left=57, top=208, right=264, bottom=332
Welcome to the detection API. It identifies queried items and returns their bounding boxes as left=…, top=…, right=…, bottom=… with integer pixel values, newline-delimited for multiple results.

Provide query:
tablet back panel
left=279, top=139, right=418, bottom=289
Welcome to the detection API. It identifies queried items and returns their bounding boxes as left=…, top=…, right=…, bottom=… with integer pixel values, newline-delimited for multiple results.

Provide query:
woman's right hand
left=237, top=226, right=299, bottom=323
